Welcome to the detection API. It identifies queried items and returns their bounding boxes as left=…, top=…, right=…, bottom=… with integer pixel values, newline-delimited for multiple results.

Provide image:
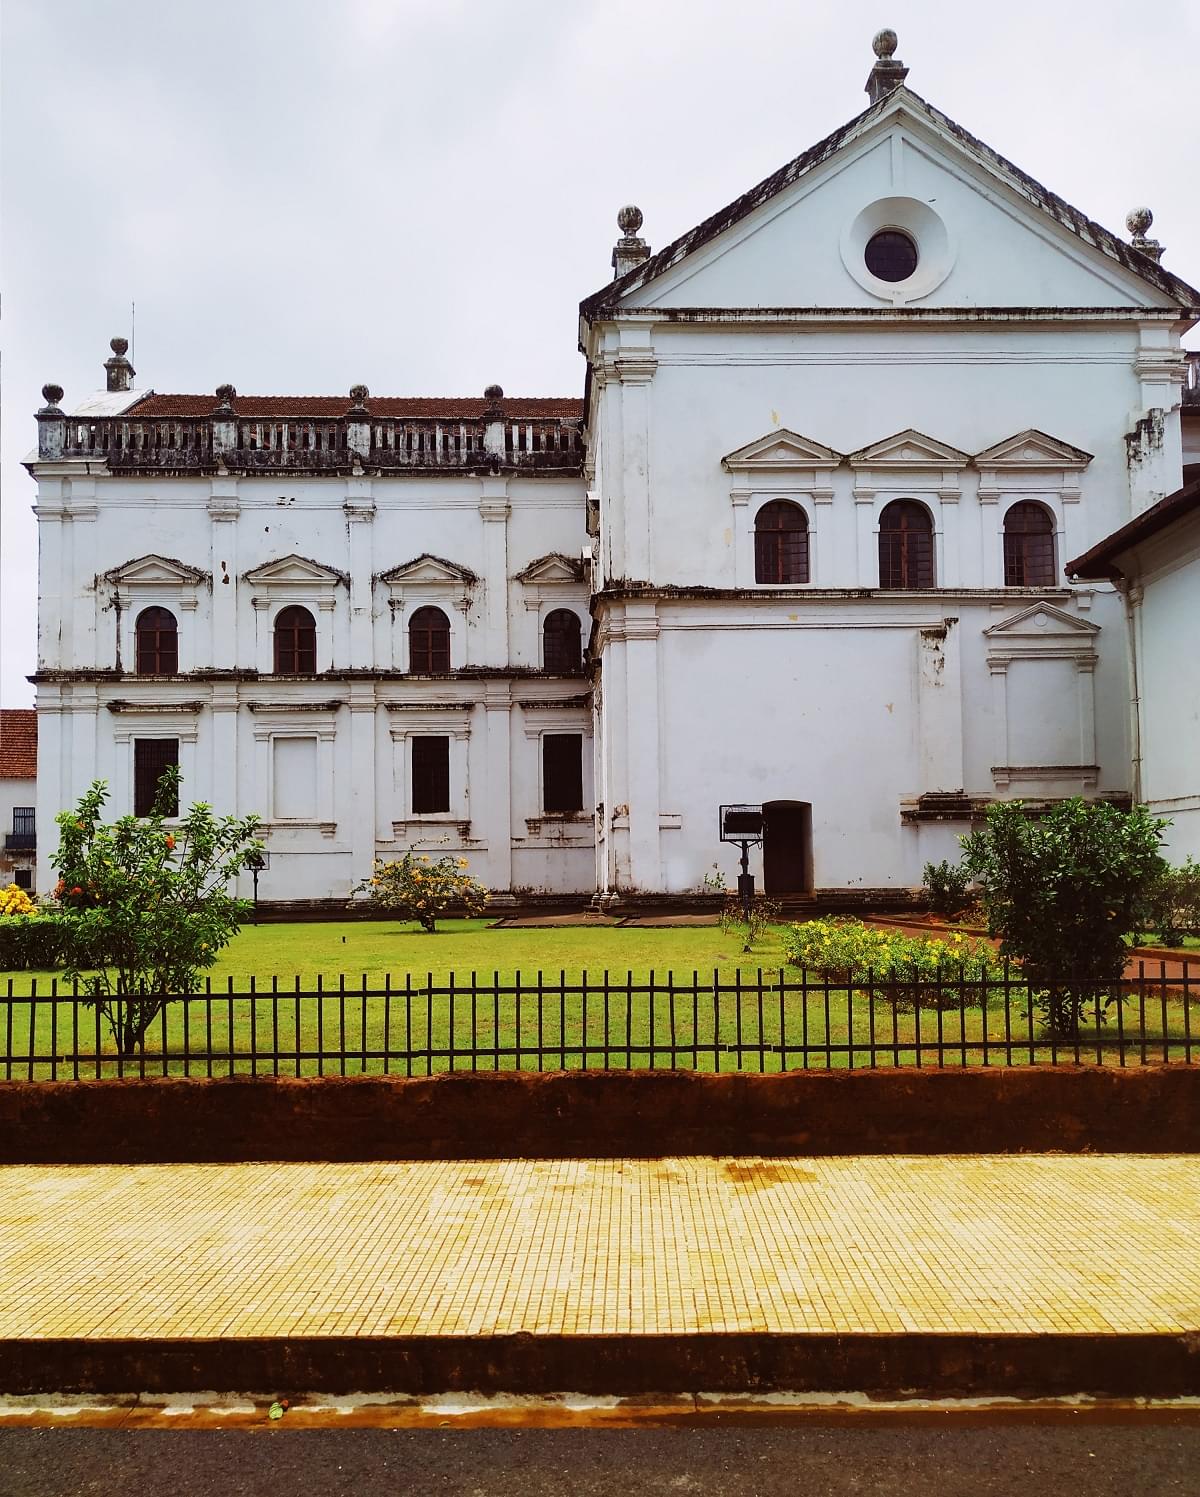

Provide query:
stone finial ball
left=349, top=383, right=369, bottom=402
left=1126, top=206, right=1153, bottom=237
left=617, top=204, right=644, bottom=236
left=484, top=383, right=504, bottom=399
left=110, top=336, right=129, bottom=356
left=873, top=28, right=898, bottom=58
left=215, top=383, right=237, bottom=402
left=42, top=383, right=64, bottom=406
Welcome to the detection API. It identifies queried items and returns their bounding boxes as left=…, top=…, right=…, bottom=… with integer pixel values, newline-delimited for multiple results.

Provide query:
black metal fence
left=1, top=963, right=1197, bottom=1081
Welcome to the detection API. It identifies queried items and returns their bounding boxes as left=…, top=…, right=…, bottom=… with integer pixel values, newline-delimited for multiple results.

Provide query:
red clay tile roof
left=0, top=709, right=36, bottom=779
left=1065, top=477, right=1200, bottom=579
left=131, top=395, right=584, bottom=421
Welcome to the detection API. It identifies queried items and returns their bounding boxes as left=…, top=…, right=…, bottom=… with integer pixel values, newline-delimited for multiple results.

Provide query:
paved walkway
left=2, top=1156, right=1197, bottom=1341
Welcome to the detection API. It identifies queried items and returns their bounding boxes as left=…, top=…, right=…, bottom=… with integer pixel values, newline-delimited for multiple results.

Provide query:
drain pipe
left=1113, top=574, right=1144, bottom=804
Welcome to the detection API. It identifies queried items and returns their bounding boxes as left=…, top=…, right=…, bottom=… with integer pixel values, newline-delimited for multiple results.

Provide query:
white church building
left=26, top=32, right=1200, bottom=905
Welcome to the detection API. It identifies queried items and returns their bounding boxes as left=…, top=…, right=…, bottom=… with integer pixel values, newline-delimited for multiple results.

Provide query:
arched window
left=754, top=501, right=809, bottom=584
left=1003, top=501, right=1056, bottom=587
left=878, top=500, right=935, bottom=589
left=543, top=609, right=582, bottom=672
left=409, top=606, right=451, bottom=672
left=135, top=607, right=178, bottom=674
left=274, top=605, right=317, bottom=674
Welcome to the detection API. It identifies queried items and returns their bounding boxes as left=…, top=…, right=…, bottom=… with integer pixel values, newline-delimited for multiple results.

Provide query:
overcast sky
left=3, top=0, right=1198, bottom=706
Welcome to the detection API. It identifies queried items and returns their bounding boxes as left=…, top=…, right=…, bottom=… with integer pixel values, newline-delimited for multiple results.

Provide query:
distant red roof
left=0, top=709, right=36, bottom=779
left=131, top=394, right=584, bottom=421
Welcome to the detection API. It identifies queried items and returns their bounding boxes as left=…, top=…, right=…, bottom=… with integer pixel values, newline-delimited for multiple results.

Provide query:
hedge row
left=0, top=915, right=70, bottom=973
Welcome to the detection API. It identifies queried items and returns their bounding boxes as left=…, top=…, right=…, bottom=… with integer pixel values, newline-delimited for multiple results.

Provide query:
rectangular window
left=273, top=736, right=318, bottom=820
left=12, top=807, right=35, bottom=837
left=411, top=736, right=450, bottom=814
left=543, top=733, right=583, bottom=814
left=133, top=738, right=179, bottom=817
left=13, top=868, right=33, bottom=891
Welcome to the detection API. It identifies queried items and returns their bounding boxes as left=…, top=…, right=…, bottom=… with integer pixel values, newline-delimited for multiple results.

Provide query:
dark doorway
left=762, top=800, right=812, bottom=894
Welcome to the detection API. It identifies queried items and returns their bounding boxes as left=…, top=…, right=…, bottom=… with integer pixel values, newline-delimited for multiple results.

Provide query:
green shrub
left=922, top=859, right=973, bottom=919
left=960, top=798, right=1167, bottom=1039
left=781, top=917, right=1004, bottom=1009
left=1138, top=857, right=1200, bottom=946
left=719, top=894, right=783, bottom=952
left=0, top=914, right=69, bottom=972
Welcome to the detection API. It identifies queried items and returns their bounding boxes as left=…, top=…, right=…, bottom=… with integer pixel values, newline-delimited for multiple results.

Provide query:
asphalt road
left=3, top=1426, right=1199, bottom=1496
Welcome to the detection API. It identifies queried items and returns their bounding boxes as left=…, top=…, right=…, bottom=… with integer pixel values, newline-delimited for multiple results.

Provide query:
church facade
left=26, top=34, right=1200, bottom=903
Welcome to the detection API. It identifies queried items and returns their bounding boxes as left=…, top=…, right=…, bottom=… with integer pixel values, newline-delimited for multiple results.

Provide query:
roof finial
left=1126, top=206, right=1164, bottom=263
left=348, top=383, right=370, bottom=412
left=866, top=27, right=908, bottom=104
left=612, top=205, right=650, bottom=280
left=104, top=335, right=135, bottom=394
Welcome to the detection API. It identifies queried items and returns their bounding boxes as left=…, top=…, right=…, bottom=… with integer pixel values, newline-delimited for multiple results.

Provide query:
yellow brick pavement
left=0, top=1156, right=1197, bottom=1341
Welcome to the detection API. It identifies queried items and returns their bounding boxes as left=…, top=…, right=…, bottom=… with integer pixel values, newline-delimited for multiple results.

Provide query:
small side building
left=1067, top=477, right=1200, bottom=860
left=0, top=709, right=37, bottom=891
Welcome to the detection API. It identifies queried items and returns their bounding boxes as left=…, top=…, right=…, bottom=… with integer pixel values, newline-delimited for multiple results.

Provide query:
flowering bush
left=357, top=851, right=489, bottom=933
left=781, top=917, right=1005, bottom=1009
left=52, top=766, right=263, bottom=1055
left=0, top=884, right=36, bottom=918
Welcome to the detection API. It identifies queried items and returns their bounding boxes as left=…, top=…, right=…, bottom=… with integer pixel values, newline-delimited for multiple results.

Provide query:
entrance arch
left=762, top=800, right=813, bottom=894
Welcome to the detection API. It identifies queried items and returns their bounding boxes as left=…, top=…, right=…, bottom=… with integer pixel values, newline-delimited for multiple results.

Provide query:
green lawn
left=2, top=918, right=1196, bottom=1079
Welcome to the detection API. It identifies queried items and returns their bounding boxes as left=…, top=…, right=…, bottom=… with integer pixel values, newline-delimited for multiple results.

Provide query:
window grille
left=878, top=500, right=934, bottom=589
left=274, top=606, right=317, bottom=674
left=134, top=738, right=179, bottom=817
left=543, top=734, right=583, bottom=814
left=409, top=607, right=451, bottom=673
left=1003, top=502, right=1056, bottom=587
left=135, top=607, right=178, bottom=674
left=754, top=501, right=809, bottom=584
left=411, top=737, right=450, bottom=814
left=543, top=610, right=582, bottom=672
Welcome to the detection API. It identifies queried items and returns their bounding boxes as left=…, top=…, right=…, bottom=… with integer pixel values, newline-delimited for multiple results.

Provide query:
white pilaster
left=622, top=600, right=662, bottom=891
left=209, top=480, right=240, bottom=669
left=484, top=680, right=513, bottom=892
left=479, top=478, right=511, bottom=668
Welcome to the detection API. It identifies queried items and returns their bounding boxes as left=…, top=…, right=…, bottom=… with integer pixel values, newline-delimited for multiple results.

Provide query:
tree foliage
left=959, top=798, right=1168, bottom=1037
left=52, top=766, right=263, bottom=1055
left=357, top=850, right=488, bottom=932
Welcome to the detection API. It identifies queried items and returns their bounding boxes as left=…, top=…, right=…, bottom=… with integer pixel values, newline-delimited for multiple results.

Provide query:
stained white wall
left=33, top=464, right=593, bottom=899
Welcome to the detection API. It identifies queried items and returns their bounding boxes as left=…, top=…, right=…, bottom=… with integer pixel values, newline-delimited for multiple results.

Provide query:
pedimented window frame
left=516, top=553, right=589, bottom=666
left=386, top=702, right=473, bottom=832
left=974, top=430, right=1093, bottom=589
left=848, top=431, right=970, bottom=589
left=379, top=554, right=477, bottom=671
left=244, top=555, right=347, bottom=676
left=983, top=601, right=1101, bottom=791
left=105, top=555, right=209, bottom=675
left=722, top=431, right=841, bottom=587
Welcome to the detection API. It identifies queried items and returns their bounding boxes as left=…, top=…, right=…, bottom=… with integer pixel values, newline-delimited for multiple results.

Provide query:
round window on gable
left=864, top=229, right=918, bottom=283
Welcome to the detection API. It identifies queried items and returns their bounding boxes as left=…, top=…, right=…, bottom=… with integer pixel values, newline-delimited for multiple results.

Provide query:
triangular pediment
left=581, top=87, right=1200, bottom=317
left=515, top=552, right=584, bottom=584
left=849, top=430, right=970, bottom=469
left=105, top=553, right=207, bottom=586
left=722, top=430, right=842, bottom=473
left=379, top=553, right=477, bottom=586
left=243, top=554, right=347, bottom=586
left=984, top=602, right=1099, bottom=638
left=974, top=430, right=1094, bottom=469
